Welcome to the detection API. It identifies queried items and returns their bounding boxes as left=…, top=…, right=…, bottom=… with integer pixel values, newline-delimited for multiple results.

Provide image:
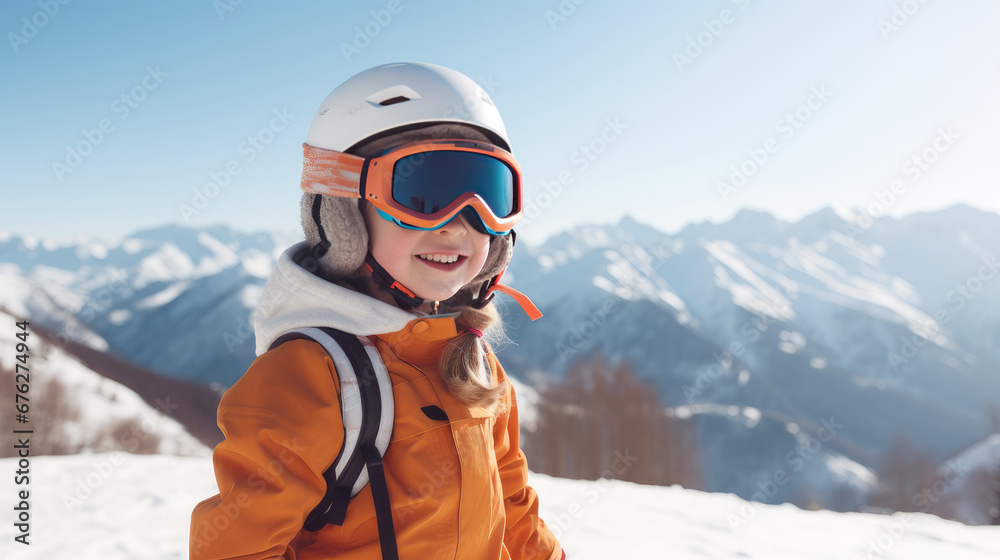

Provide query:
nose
left=435, top=209, right=475, bottom=235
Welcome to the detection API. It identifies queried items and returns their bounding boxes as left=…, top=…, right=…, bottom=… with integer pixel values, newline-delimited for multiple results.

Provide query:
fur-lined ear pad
left=300, top=193, right=369, bottom=279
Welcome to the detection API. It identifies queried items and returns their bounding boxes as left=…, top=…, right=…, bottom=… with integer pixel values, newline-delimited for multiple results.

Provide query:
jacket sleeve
left=190, top=339, right=344, bottom=560
left=487, top=349, right=564, bottom=560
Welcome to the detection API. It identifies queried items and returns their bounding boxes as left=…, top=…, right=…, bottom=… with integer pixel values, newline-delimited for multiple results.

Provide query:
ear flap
left=300, top=193, right=369, bottom=280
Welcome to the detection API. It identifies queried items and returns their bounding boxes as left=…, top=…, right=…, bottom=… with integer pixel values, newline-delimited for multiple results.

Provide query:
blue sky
left=3, top=1, right=1000, bottom=246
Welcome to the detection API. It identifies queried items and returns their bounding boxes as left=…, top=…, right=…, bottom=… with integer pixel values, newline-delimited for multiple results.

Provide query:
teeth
left=418, top=253, right=460, bottom=264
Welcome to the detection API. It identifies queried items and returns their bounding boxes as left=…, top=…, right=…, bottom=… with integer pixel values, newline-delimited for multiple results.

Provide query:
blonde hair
left=439, top=303, right=507, bottom=415
left=342, top=272, right=507, bottom=415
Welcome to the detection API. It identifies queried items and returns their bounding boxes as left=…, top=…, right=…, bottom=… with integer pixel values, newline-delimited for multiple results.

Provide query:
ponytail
left=438, top=303, right=507, bottom=416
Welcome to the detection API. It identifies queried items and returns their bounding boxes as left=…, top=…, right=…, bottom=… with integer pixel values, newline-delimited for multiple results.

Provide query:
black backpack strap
left=317, top=328, right=398, bottom=560
left=272, top=328, right=398, bottom=560
left=268, top=331, right=316, bottom=351
left=362, top=438, right=398, bottom=560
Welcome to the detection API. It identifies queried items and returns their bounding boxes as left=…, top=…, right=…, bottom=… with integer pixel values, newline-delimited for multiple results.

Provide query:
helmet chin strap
left=310, top=194, right=333, bottom=258
left=364, top=253, right=427, bottom=310
left=362, top=232, right=508, bottom=313
left=364, top=251, right=504, bottom=315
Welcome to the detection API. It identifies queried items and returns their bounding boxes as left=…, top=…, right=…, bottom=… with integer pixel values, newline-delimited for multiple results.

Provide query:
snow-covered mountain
left=0, top=309, right=208, bottom=457
left=2, top=206, right=999, bottom=515
left=1, top=453, right=998, bottom=559
left=0, top=225, right=298, bottom=387
left=500, top=205, right=1000, bottom=511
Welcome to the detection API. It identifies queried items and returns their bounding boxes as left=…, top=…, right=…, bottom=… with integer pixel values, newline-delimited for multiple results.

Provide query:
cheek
left=469, top=237, right=493, bottom=275
left=366, top=216, right=416, bottom=268
left=372, top=231, right=415, bottom=268
left=372, top=240, right=404, bottom=267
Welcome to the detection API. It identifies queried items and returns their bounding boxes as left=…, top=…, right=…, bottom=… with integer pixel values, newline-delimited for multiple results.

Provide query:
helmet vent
left=378, top=96, right=411, bottom=106
left=366, top=85, right=421, bottom=108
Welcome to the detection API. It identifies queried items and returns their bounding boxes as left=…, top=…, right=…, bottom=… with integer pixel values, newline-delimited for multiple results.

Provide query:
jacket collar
left=253, top=242, right=461, bottom=357
left=374, top=314, right=461, bottom=365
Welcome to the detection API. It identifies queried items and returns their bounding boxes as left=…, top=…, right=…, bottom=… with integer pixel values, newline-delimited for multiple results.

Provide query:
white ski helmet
left=305, top=61, right=512, bottom=153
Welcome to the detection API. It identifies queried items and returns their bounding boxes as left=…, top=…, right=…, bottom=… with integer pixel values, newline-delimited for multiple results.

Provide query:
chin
left=416, top=285, right=463, bottom=302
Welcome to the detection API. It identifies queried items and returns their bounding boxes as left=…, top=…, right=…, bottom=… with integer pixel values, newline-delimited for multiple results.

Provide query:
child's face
left=362, top=202, right=492, bottom=302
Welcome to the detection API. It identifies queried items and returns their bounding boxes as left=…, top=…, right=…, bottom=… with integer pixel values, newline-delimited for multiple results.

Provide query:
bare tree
left=990, top=460, right=1000, bottom=526
left=870, top=433, right=938, bottom=513
left=525, top=351, right=702, bottom=489
left=985, top=403, right=1000, bottom=525
left=1, top=362, right=80, bottom=456
left=987, top=403, right=1000, bottom=433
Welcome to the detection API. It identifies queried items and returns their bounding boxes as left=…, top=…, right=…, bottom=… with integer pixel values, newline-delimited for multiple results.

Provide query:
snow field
left=1, top=454, right=998, bottom=559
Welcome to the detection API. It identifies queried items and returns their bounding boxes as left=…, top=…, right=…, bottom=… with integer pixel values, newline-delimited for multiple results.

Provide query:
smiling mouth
left=416, top=253, right=462, bottom=264
left=415, top=254, right=466, bottom=270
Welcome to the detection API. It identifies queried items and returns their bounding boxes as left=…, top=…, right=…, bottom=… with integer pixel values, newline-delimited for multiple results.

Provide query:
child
left=190, top=62, right=565, bottom=560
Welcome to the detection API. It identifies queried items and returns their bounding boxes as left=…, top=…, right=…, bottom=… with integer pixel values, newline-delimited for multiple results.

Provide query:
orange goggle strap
left=301, top=143, right=366, bottom=198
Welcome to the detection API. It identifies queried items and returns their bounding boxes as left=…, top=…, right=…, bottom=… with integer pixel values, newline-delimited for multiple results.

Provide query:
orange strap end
left=390, top=281, right=416, bottom=298
left=489, top=283, right=543, bottom=321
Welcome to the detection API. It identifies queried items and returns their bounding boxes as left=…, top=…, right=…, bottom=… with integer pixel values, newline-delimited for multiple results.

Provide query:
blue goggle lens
left=391, top=151, right=516, bottom=219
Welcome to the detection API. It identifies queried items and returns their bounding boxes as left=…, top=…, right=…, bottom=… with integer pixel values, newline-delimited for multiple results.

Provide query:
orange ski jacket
left=190, top=242, right=562, bottom=560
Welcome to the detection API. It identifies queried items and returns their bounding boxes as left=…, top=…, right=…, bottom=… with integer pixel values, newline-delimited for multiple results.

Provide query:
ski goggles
left=300, top=138, right=522, bottom=236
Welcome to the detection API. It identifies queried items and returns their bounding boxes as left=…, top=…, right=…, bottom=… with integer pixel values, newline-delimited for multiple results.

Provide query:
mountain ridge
left=2, top=203, right=998, bottom=516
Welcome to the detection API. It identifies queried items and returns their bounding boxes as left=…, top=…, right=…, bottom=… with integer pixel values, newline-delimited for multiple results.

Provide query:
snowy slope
left=0, top=309, right=209, bottom=457
left=1, top=453, right=998, bottom=559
